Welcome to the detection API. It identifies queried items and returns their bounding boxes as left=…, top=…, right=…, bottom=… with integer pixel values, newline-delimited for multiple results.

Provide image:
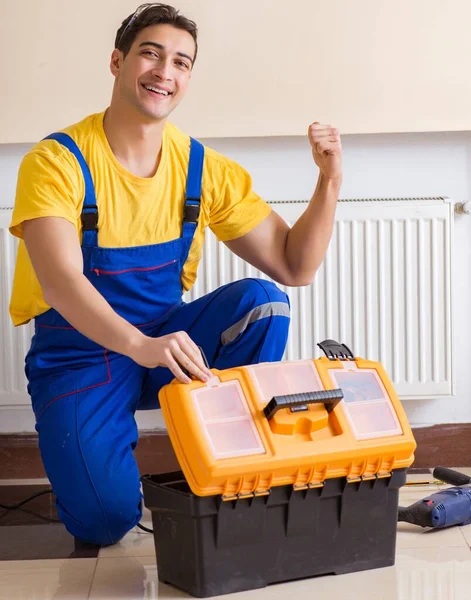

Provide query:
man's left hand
left=308, top=122, right=342, bottom=181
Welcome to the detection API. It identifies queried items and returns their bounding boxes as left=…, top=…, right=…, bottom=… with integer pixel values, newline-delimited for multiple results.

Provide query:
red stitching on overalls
left=39, top=324, right=75, bottom=330
left=37, top=300, right=181, bottom=331
left=36, top=349, right=111, bottom=420
left=92, top=259, right=177, bottom=276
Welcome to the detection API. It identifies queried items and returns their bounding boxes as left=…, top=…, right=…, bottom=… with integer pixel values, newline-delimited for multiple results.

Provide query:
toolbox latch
left=221, top=490, right=271, bottom=502
left=293, top=482, right=325, bottom=492
left=346, top=473, right=392, bottom=485
left=318, top=339, right=354, bottom=361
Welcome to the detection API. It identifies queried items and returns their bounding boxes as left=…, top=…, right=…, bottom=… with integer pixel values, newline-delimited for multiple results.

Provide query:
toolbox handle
left=179, top=346, right=210, bottom=378
left=263, top=389, right=344, bottom=420
left=317, top=339, right=354, bottom=361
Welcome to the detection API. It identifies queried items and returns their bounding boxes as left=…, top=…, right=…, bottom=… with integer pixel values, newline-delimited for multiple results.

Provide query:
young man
left=9, top=4, right=342, bottom=545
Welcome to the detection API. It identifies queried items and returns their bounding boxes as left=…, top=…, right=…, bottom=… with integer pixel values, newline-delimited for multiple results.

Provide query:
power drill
left=398, top=467, right=471, bottom=529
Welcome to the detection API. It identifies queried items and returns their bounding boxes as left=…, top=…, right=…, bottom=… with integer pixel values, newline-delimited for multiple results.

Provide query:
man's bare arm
left=225, top=123, right=342, bottom=287
left=225, top=175, right=340, bottom=286
left=22, top=217, right=211, bottom=382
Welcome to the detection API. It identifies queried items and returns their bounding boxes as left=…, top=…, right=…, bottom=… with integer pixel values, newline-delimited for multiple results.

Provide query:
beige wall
left=1, top=0, right=471, bottom=142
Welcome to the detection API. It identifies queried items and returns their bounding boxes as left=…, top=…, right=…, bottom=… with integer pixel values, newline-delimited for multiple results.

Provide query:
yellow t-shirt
left=9, top=112, right=271, bottom=326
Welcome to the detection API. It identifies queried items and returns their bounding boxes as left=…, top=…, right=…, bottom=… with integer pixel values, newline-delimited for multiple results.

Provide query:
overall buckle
left=81, top=206, right=98, bottom=231
left=183, top=201, right=200, bottom=224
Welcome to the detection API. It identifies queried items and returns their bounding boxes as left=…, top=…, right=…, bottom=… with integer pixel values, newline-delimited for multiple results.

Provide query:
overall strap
left=181, top=137, right=205, bottom=266
left=44, top=132, right=98, bottom=247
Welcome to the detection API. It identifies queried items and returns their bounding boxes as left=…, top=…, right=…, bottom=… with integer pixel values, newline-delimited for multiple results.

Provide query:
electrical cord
left=0, top=489, right=62, bottom=524
left=1, top=489, right=154, bottom=533
left=0, top=488, right=53, bottom=510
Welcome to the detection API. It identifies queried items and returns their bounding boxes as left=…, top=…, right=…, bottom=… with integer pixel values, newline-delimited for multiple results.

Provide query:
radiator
left=0, top=209, right=35, bottom=407
left=0, top=197, right=454, bottom=406
left=185, top=197, right=454, bottom=400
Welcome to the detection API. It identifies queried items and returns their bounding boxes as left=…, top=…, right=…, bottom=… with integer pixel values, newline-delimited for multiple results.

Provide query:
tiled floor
left=1, top=469, right=470, bottom=599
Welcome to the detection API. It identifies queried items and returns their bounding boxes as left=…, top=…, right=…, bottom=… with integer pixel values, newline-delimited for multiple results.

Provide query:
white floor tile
left=89, top=557, right=158, bottom=599
left=460, top=524, right=471, bottom=547
left=87, top=548, right=471, bottom=600
left=98, top=530, right=156, bottom=559
left=98, top=506, right=155, bottom=559
left=394, top=547, right=471, bottom=600
left=396, top=520, right=469, bottom=550
left=0, top=558, right=96, bottom=600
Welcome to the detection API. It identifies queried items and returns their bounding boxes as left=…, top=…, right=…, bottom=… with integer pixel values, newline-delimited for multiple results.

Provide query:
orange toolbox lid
left=159, top=340, right=417, bottom=500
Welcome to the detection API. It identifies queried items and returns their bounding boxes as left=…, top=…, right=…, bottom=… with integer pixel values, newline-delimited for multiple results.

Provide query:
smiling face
left=110, top=23, right=196, bottom=122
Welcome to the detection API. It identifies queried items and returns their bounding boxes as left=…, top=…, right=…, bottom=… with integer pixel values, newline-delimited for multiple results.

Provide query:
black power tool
left=398, top=467, right=471, bottom=529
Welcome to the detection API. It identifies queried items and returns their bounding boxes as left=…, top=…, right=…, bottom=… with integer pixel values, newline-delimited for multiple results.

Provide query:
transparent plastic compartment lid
left=248, top=360, right=324, bottom=402
left=329, top=369, right=403, bottom=439
left=191, top=380, right=266, bottom=459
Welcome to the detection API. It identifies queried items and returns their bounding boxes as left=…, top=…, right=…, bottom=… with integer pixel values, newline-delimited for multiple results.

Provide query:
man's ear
left=110, top=49, right=122, bottom=77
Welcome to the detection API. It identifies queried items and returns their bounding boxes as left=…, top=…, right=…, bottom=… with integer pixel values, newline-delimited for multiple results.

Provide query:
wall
left=1, top=130, right=470, bottom=432
left=4, top=0, right=471, bottom=141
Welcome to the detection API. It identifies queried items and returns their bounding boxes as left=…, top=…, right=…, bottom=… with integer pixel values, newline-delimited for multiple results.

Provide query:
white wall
left=1, top=130, right=470, bottom=432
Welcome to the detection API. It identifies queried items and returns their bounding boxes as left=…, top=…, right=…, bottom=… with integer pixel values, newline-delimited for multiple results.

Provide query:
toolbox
left=141, top=340, right=416, bottom=597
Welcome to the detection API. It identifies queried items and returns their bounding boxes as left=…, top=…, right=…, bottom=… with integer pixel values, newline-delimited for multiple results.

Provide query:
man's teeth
left=144, top=85, right=169, bottom=96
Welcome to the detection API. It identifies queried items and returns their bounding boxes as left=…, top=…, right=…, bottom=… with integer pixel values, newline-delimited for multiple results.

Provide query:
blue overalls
left=25, top=132, right=291, bottom=546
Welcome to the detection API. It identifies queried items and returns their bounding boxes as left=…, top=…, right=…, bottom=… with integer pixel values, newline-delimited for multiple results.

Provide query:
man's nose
left=152, top=59, right=172, bottom=81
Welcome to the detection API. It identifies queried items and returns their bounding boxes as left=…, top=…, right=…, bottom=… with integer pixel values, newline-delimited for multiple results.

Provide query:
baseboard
left=1, top=424, right=470, bottom=480
left=0, top=430, right=180, bottom=479
left=409, top=423, right=471, bottom=468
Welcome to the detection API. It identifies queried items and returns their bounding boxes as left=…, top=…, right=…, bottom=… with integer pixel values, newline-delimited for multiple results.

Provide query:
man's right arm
left=23, top=217, right=211, bottom=383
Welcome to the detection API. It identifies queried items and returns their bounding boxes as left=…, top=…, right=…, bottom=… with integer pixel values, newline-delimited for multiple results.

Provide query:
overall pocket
left=27, top=333, right=112, bottom=422
left=88, top=247, right=183, bottom=325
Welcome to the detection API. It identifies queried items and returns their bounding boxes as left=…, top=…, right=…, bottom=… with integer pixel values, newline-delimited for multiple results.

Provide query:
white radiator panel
left=0, top=198, right=454, bottom=406
left=186, top=198, right=454, bottom=400
left=0, top=211, right=35, bottom=406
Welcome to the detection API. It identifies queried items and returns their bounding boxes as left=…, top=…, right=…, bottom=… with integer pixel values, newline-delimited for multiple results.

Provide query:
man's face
left=112, top=23, right=195, bottom=121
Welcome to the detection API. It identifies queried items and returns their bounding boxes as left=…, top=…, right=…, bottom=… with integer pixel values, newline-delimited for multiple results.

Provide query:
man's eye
left=143, top=51, right=158, bottom=58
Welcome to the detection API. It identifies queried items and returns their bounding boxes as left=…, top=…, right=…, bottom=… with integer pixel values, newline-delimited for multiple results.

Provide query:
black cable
left=0, top=489, right=62, bottom=524
left=1, top=488, right=153, bottom=533
left=0, top=489, right=53, bottom=510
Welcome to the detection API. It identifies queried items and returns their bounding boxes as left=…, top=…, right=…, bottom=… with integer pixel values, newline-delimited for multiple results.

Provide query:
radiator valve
left=455, top=201, right=471, bottom=215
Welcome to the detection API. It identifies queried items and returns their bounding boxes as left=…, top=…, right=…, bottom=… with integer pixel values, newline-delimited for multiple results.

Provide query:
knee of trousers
left=219, top=278, right=291, bottom=349
left=58, top=487, right=142, bottom=546
left=236, top=278, right=290, bottom=312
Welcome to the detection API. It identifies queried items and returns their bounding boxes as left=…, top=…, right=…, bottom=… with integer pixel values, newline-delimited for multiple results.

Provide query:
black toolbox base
left=142, top=469, right=406, bottom=598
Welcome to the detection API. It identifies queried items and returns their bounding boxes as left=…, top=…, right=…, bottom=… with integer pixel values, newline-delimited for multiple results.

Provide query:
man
left=9, top=4, right=342, bottom=546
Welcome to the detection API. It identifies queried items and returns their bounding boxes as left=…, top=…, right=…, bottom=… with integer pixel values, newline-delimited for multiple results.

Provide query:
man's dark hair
left=115, top=3, right=198, bottom=63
